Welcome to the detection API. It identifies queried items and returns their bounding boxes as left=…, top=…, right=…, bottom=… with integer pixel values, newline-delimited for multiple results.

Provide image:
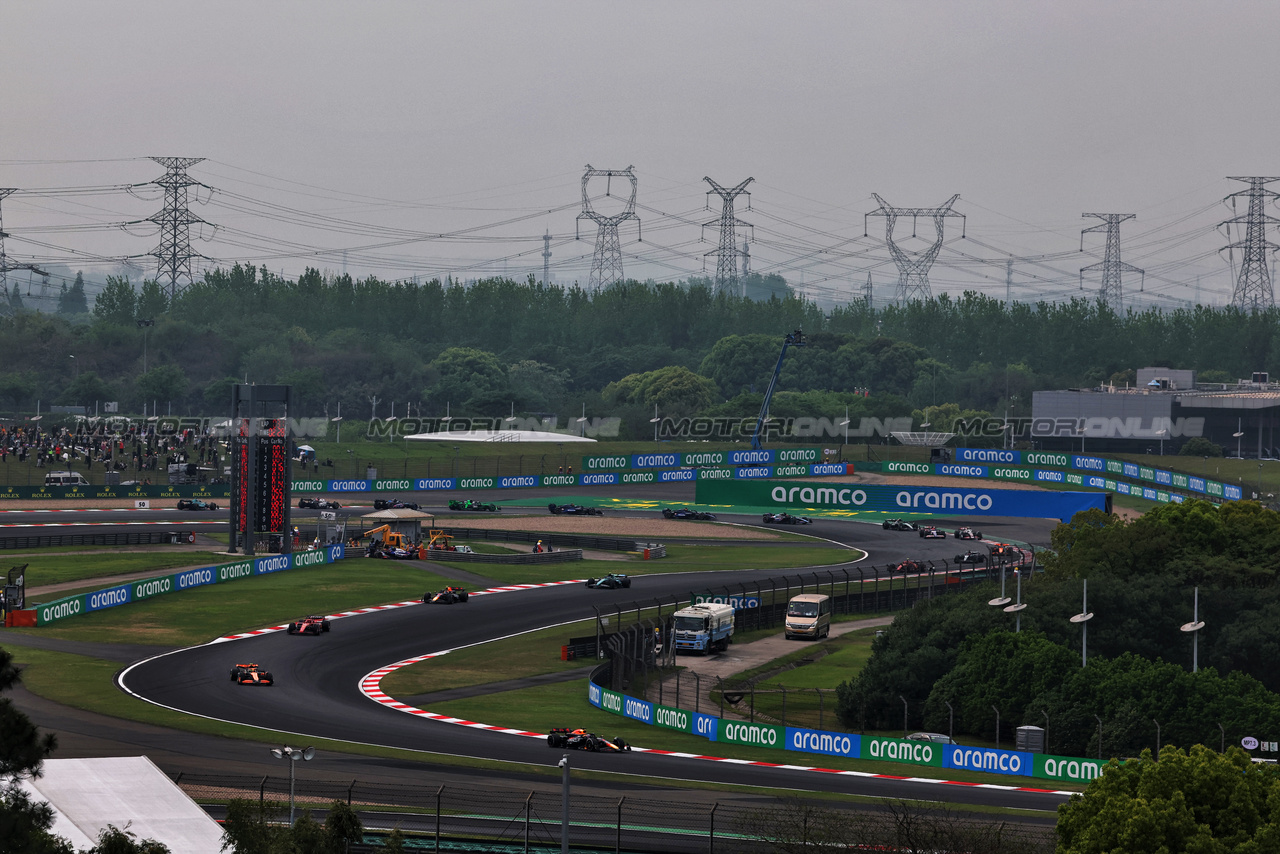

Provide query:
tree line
left=2, top=267, right=1276, bottom=437
left=835, top=501, right=1280, bottom=757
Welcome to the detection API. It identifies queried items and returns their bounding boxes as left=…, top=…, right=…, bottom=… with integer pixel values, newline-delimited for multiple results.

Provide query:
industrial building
left=1031, top=367, right=1280, bottom=458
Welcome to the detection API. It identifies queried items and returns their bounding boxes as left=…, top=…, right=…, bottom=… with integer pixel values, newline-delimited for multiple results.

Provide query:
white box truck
left=672, top=602, right=735, bottom=653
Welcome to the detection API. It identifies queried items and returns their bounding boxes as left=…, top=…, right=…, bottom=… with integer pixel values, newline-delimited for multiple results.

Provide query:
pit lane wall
left=33, top=544, right=347, bottom=626
left=697, top=479, right=1107, bottom=522
left=586, top=678, right=1107, bottom=785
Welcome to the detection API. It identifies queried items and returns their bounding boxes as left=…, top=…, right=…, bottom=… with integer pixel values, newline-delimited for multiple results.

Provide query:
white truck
left=672, top=602, right=735, bottom=653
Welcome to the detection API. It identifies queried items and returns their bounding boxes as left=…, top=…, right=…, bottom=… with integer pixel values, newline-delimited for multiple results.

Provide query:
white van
left=785, top=593, right=832, bottom=640
left=44, top=471, right=89, bottom=487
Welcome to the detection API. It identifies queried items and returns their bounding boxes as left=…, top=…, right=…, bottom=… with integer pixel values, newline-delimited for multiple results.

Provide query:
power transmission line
left=701, top=177, right=753, bottom=296
left=1220, top=176, right=1280, bottom=312
left=865, top=193, right=964, bottom=303
left=1080, top=213, right=1143, bottom=311
left=576, top=165, right=639, bottom=290
left=148, top=157, right=211, bottom=302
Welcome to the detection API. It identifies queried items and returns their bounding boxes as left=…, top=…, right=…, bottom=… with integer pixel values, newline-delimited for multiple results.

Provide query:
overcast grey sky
left=4, top=1, right=1278, bottom=307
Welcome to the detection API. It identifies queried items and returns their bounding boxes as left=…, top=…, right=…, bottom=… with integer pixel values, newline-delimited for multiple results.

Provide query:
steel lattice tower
left=576, top=165, right=639, bottom=290
left=1079, top=214, right=1143, bottom=311
left=542, top=230, right=552, bottom=285
left=863, top=273, right=873, bottom=307
left=0, top=189, right=13, bottom=312
left=0, top=189, right=45, bottom=315
left=866, top=194, right=963, bottom=303
left=740, top=238, right=750, bottom=285
left=702, top=177, right=753, bottom=295
left=1220, top=177, right=1280, bottom=312
left=147, top=156, right=208, bottom=303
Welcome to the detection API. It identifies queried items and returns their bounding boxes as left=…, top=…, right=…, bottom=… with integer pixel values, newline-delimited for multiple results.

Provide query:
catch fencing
left=172, top=772, right=1052, bottom=854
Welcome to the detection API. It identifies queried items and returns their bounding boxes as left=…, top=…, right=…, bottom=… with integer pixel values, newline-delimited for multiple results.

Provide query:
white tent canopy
left=19, top=756, right=224, bottom=853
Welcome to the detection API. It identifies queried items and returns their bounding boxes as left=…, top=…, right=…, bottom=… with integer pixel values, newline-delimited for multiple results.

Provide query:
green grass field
left=12, top=562, right=453, bottom=646
left=14, top=551, right=227, bottom=589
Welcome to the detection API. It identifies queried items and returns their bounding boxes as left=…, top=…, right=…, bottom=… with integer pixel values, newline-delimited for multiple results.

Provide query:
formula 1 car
left=882, top=518, right=919, bottom=531
left=424, top=586, right=469, bottom=604
left=893, top=559, right=923, bottom=574
left=918, top=526, right=946, bottom=539
left=230, top=663, right=274, bottom=685
left=449, top=499, right=497, bottom=512
left=953, top=527, right=983, bottom=540
left=286, top=615, right=331, bottom=634
left=954, top=551, right=987, bottom=565
left=664, top=507, right=717, bottom=521
left=177, top=499, right=219, bottom=511
left=373, top=498, right=421, bottom=510
left=762, top=512, right=812, bottom=525
left=990, top=543, right=1021, bottom=560
left=298, top=497, right=341, bottom=509
left=546, top=728, right=631, bottom=752
left=585, top=573, right=631, bottom=589
left=367, top=544, right=416, bottom=560
left=548, top=503, right=603, bottom=516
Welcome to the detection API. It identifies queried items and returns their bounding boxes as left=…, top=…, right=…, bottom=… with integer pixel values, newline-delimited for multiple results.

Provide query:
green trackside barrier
left=34, top=545, right=347, bottom=626
left=586, top=679, right=1114, bottom=781
left=716, top=719, right=785, bottom=750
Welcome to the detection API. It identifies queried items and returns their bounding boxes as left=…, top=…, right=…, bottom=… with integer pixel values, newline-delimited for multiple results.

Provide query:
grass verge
left=381, top=619, right=598, bottom=697
left=20, top=551, right=228, bottom=588
left=14, top=563, right=455, bottom=646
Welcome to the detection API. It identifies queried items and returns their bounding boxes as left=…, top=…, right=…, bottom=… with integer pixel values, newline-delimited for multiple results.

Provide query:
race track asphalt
left=2, top=498, right=1066, bottom=818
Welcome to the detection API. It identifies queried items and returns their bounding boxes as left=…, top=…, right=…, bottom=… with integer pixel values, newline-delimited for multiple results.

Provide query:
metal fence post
left=708, top=803, right=718, bottom=854
left=436, top=785, right=443, bottom=853
left=719, top=676, right=725, bottom=718
left=616, top=797, right=625, bottom=854
left=694, top=672, right=701, bottom=714
left=818, top=688, right=824, bottom=730
left=750, top=683, right=755, bottom=723
left=259, top=776, right=267, bottom=805
left=780, top=685, right=787, bottom=727
left=525, top=791, right=533, bottom=854
left=347, top=779, right=356, bottom=805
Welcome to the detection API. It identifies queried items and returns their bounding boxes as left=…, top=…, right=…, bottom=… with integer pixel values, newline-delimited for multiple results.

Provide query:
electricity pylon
left=863, top=273, right=873, bottom=307
left=0, top=189, right=45, bottom=315
left=542, top=230, right=552, bottom=285
left=147, top=156, right=208, bottom=303
left=866, top=194, right=963, bottom=303
left=576, top=165, right=640, bottom=290
left=1220, top=177, right=1280, bottom=312
left=1080, top=213, right=1143, bottom=311
left=702, top=177, right=753, bottom=295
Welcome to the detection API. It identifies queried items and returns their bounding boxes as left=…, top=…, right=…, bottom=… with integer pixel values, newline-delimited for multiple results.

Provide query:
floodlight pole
left=270, top=745, right=315, bottom=824
left=559, top=753, right=571, bottom=853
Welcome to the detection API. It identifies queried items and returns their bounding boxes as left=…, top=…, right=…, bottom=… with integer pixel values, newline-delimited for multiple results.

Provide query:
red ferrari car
left=286, top=615, right=331, bottom=635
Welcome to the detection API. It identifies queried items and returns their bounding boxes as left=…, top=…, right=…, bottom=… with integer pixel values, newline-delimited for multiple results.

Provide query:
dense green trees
left=220, top=798, right=362, bottom=854
left=1056, top=746, right=1280, bottom=853
left=4, top=266, right=1278, bottom=424
left=837, top=500, right=1280, bottom=755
